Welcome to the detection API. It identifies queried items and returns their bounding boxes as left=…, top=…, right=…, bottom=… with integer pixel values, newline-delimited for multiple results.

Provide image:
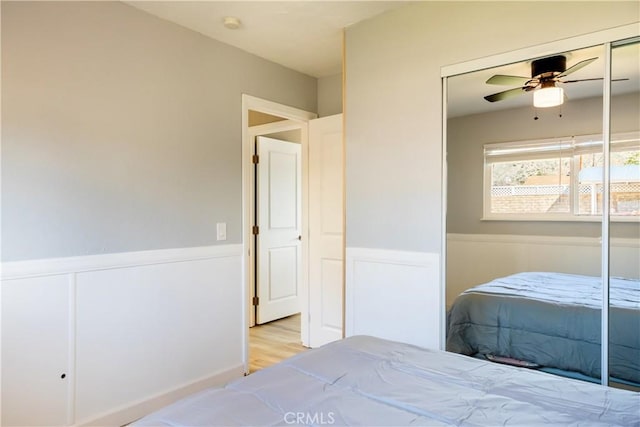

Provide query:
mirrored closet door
left=444, top=34, right=639, bottom=390
left=608, top=38, right=640, bottom=390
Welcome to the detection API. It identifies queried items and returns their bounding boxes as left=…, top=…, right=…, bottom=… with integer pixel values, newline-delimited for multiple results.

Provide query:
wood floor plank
left=249, top=313, right=307, bottom=373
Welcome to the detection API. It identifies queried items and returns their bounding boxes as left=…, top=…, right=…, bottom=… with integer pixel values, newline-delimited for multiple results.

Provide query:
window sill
left=482, top=215, right=640, bottom=223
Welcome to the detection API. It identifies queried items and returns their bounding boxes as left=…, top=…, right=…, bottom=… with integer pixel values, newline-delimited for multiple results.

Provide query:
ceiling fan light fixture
left=533, top=85, right=564, bottom=108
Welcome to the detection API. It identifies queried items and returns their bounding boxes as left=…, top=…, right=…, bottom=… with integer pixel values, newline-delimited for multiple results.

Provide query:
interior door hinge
left=252, top=154, right=259, bottom=164
left=252, top=296, right=259, bottom=306
left=252, top=225, right=259, bottom=235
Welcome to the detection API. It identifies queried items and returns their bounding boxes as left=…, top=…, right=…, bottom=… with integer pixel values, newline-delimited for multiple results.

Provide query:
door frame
left=241, top=95, right=317, bottom=373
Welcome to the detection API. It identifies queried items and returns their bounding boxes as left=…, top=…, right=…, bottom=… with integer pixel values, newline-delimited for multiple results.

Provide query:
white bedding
left=133, top=336, right=640, bottom=426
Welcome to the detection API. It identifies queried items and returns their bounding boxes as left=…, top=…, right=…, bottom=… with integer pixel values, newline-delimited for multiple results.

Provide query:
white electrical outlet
left=216, top=222, right=227, bottom=241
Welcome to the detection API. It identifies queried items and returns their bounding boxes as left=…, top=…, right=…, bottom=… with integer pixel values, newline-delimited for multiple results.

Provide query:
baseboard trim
left=75, top=364, right=245, bottom=427
left=1, top=244, right=244, bottom=280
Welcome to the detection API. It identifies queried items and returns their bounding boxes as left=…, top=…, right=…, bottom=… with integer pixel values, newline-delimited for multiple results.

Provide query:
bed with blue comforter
left=133, top=335, right=639, bottom=426
left=446, top=272, right=640, bottom=385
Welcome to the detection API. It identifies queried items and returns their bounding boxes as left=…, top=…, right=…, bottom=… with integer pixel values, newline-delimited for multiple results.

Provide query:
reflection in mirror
left=443, top=44, right=630, bottom=385
left=609, top=39, right=640, bottom=391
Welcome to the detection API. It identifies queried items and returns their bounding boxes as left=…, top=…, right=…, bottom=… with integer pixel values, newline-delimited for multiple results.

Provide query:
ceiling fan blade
left=557, top=57, right=597, bottom=77
left=561, top=77, right=630, bottom=83
left=484, top=87, right=527, bottom=103
left=486, top=74, right=531, bottom=86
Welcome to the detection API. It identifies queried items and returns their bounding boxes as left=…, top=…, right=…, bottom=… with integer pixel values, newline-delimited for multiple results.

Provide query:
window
left=484, top=132, right=640, bottom=220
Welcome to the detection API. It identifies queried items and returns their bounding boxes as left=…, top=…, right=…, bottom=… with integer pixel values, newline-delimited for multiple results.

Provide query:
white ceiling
left=124, top=1, right=638, bottom=116
left=124, top=0, right=410, bottom=78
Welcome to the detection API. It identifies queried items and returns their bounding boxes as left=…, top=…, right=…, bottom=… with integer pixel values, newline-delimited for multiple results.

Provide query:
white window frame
left=482, top=131, right=640, bottom=222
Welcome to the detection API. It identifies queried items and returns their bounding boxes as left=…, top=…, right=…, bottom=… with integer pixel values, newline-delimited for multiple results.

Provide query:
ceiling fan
left=483, top=55, right=623, bottom=107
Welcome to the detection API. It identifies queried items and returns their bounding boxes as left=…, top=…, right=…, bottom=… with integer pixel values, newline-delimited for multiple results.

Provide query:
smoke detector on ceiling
left=223, top=16, right=241, bottom=30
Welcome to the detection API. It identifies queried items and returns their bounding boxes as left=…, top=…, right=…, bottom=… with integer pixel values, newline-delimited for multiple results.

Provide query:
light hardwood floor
left=249, top=313, right=307, bottom=373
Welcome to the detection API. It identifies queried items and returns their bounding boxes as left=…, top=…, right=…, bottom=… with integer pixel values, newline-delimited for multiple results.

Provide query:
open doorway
left=242, top=96, right=317, bottom=374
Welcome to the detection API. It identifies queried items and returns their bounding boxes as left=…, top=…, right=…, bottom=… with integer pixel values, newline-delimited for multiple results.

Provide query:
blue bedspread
left=446, top=272, right=640, bottom=384
left=133, top=336, right=639, bottom=426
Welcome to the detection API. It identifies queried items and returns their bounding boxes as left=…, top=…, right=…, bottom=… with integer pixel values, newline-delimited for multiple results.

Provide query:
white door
left=256, top=136, right=302, bottom=324
left=308, top=114, right=344, bottom=347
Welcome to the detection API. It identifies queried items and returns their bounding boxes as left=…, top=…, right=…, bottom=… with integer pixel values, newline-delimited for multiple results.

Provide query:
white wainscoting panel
left=345, top=248, right=441, bottom=350
left=1, top=244, right=244, bottom=427
left=1, top=275, right=72, bottom=426
left=446, top=233, right=640, bottom=307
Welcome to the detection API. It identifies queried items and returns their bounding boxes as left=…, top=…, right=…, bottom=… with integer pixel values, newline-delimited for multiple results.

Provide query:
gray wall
left=317, top=73, right=343, bottom=117
left=1, top=1, right=317, bottom=261
left=447, top=93, right=640, bottom=239
left=344, top=1, right=639, bottom=253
